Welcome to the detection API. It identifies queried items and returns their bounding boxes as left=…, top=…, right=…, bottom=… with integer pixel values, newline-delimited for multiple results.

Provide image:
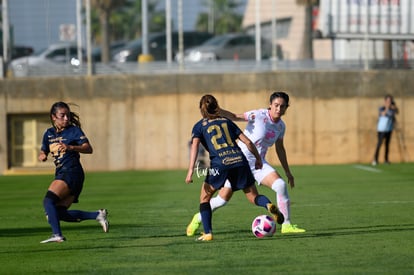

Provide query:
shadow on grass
left=1, top=223, right=413, bottom=243
left=0, top=223, right=184, bottom=238
left=220, top=223, right=414, bottom=240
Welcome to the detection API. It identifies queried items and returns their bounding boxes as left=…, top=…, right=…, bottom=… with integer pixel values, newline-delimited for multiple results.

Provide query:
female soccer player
left=39, top=102, right=109, bottom=243
left=186, top=91, right=305, bottom=236
left=185, top=94, right=282, bottom=241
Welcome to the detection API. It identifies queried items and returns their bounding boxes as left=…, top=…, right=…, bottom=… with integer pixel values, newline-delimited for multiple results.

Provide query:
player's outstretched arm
left=238, top=133, right=262, bottom=170
left=219, top=108, right=245, bottom=121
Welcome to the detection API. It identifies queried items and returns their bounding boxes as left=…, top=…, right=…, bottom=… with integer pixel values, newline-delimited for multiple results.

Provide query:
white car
left=177, top=33, right=272, bottom=62
left=9, top=43, right=84, bottom=77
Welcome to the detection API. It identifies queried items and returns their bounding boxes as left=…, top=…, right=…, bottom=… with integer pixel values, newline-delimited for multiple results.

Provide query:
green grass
left=0, top=164, right=413, bottom=274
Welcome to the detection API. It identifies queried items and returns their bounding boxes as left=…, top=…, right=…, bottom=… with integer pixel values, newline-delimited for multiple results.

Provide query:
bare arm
left=219, top=108, right=245, bottom=121
left=390, top=103, right=399, bottom=114
left=275, top=138, right=295, bottom=188
left=186, top=138, right=200, bottom=184
left=238, top=133, right=262, bottom=169
left=60, top=142, right=93, bottom=154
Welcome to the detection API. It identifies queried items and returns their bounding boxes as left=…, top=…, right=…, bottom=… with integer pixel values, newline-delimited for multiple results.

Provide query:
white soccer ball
left=251, top=215, right=276, bottom=238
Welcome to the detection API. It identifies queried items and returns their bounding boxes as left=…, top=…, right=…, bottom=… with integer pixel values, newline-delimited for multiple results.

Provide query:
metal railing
left=7, top=59, right=414, bottom=78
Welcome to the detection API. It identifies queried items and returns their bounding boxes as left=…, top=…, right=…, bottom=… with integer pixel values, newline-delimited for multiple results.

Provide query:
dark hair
left=269, top=91, right=290, bottom=106
left=50, top=102, right=82, bottom=128
left=385, top=94, right=395, bottom=105
left=199, top=94, right=220, bottom=119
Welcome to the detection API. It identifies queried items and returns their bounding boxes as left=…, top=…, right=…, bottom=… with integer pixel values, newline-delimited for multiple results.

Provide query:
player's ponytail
left=199, top=94, right=220, bottom=119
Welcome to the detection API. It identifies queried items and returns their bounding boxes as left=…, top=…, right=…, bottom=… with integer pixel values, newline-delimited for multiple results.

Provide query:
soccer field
left=0, top=164, right=413, bottom=274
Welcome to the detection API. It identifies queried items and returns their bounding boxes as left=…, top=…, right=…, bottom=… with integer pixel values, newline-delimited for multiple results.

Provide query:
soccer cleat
left=96, top=209, right=109, bottom=233
left=186, top=213, right=201, bottom=236
left=267, top=203, right=284, bottom=225
left=40, top=234, right=66, bottom=243
left=281, top=224, right=306, bottom=234
left=196, top=233, right=213, bottom=241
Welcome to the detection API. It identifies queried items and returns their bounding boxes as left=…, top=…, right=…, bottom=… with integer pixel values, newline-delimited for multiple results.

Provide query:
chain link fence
left=2, top=0, right=414, bottom=78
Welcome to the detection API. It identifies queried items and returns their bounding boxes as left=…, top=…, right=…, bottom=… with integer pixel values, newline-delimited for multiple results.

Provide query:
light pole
left=255, top=0, right=262, bottom=62
left=85, top=0, right=92, bottom=75
left=2, top=0, right=10, bottom=63
left=166, top=0, right=172, bottom=63
left=76, top=0, right=83, bottom=65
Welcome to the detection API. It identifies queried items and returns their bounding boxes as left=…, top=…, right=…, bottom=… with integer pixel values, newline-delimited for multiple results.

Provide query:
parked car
left=1, top=45, right=34, bottom=60
left=177, top=33, right=273, bottom=62
left=112, top=31, right=213, bottom=62
left=9, top=43, right=85, bottom=77
left=92, top=40, right=127, bottom=62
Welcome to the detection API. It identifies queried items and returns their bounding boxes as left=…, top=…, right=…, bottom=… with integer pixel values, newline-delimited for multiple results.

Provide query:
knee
left=43, top=191, right=60, bottom=207
left=272, top=178, right=287, bottom=193
left=219, top=187, right=233, bottom=201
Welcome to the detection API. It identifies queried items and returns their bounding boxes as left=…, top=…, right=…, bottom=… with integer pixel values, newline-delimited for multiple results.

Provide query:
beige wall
left=0, top=71, right=413, bottom=174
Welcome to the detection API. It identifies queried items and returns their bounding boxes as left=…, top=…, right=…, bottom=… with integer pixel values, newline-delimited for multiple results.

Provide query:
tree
left=296, top=0, right=319, bottom=59
left=196, top=0, right=243, bottom=34
left=90, top=0, right=128, bottom=62
left=90, top=0, right=165, bottom=62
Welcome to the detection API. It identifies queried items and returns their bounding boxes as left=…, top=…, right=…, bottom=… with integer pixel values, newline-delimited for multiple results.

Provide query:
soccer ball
left=251, top=215, right=276, bottom=238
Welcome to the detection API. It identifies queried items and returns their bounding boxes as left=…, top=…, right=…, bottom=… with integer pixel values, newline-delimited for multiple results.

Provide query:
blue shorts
left=205, top=165, right=255, bottom=191
left=55, top=166, right=85, bottom=203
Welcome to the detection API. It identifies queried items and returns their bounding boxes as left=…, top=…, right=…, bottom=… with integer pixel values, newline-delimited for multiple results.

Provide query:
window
left=8, top=114, right=52, bottom=168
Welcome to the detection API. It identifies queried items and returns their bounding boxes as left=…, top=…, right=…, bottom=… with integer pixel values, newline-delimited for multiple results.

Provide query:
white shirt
left=237, top=109, right=286, bottom=163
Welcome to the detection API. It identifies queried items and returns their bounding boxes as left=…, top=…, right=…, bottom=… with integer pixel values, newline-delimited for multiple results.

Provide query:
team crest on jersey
left=265, top=130, right=276, bottom=140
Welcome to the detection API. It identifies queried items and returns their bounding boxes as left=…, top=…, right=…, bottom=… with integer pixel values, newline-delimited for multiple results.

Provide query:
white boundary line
left=353, top=165, right=382, bottom=173
left=297, top=201, right=414, bottom=207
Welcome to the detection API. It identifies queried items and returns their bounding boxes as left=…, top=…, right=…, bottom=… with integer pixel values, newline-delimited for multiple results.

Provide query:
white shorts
left=251, top=161, right=276, bottom=184
left=223, top=161, right=275, bottom=188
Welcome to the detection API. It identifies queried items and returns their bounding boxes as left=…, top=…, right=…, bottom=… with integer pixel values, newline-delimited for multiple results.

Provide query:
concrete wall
left=0, top=71, right=413, bottom=174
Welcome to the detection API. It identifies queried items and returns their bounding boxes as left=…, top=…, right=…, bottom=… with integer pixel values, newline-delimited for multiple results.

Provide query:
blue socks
left=57, top=206, right=98, bottom=222
left=254, top=194, right=272, bottom=209
left=199, top=202, right=212, bottom=234
left=43, top=191, right=62, bottom=236
left=43, top=191, right=99, bottom=236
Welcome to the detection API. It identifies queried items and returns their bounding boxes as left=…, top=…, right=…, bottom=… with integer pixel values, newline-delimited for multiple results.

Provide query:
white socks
left=210, top=194, right=228, bottom=211
left=197, top=194, right=228, bottom=223
left=271, top=178, right=291, bottom=224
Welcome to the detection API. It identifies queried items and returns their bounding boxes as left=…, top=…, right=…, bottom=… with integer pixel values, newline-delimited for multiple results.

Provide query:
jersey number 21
left=207, top=123, right=235, bottom=150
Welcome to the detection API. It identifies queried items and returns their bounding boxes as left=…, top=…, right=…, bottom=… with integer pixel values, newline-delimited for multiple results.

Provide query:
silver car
left=9, top=43, right=84, bottom=77
left=178, top=33, right=272, bottom=62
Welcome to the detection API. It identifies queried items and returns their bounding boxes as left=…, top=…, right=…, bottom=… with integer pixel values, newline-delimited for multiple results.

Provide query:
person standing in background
left=372, top=94, right=399, bottom=166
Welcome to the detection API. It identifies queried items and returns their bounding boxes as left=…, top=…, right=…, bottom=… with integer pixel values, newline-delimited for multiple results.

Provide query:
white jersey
left=238, top=108, right=286, bottom=164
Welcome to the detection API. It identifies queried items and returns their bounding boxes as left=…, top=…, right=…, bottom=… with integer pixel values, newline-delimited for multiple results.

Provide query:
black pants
left=374, top=131, right=392, bottom=163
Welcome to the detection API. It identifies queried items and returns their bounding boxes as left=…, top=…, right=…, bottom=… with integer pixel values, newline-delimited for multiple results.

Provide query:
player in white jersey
left=186, top=91, right=305, bottom=235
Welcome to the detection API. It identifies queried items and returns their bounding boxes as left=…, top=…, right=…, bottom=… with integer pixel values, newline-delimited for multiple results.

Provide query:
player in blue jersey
left=186, top=91, right=305, bottom=236
left=185, top=94, right=283, bottom=241
left=38, top=102, right=109, bottom=243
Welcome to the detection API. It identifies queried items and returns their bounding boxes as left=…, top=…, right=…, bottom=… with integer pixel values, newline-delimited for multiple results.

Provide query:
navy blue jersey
left=41, top=125, right=89, bottom=170
left=191, top=117, right=248, bottom=170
